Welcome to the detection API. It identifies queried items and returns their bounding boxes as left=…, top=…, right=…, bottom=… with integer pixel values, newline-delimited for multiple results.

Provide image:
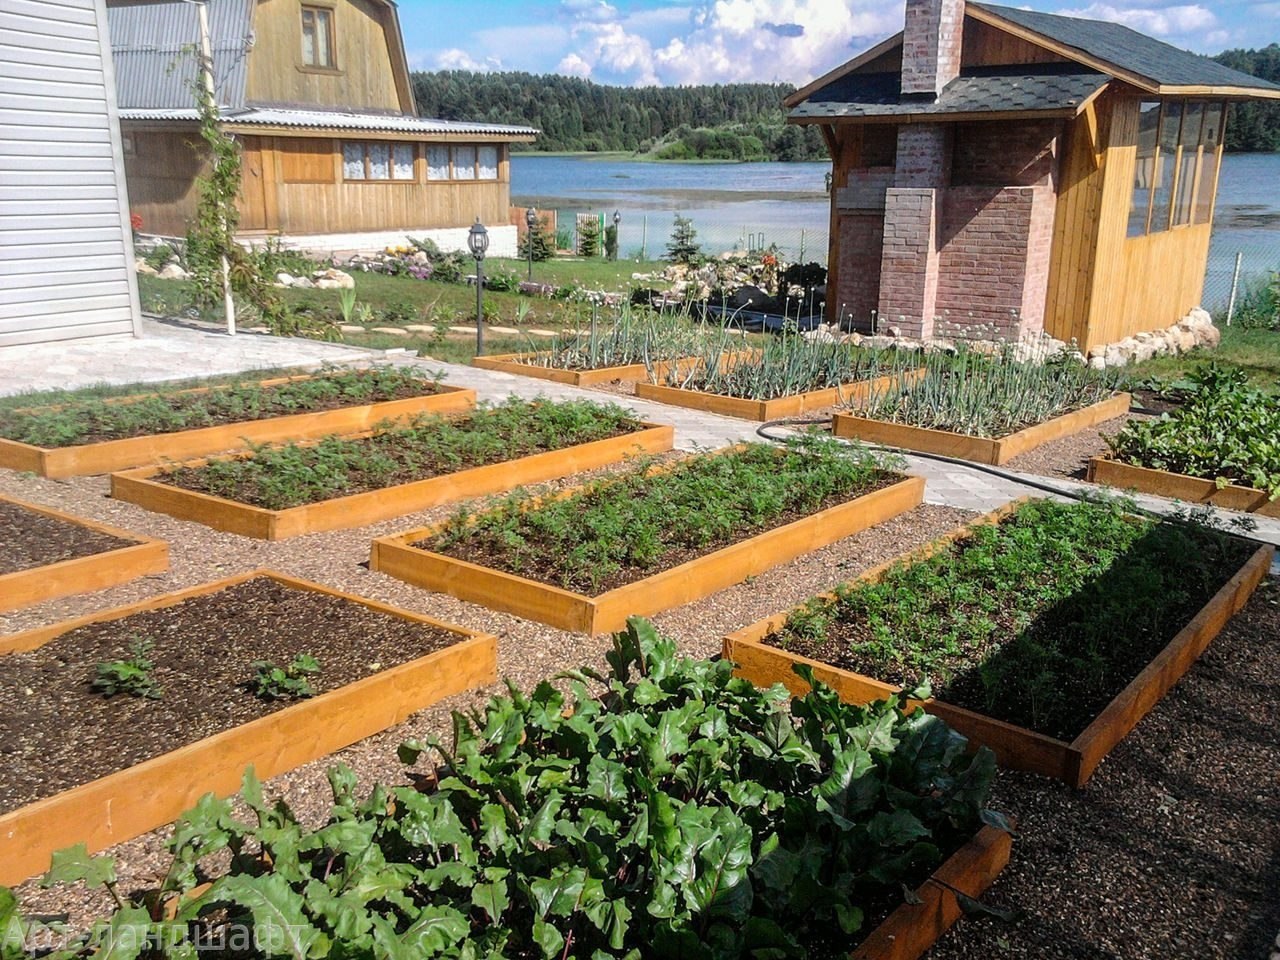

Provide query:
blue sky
left=397, top=0, right=1279, bottom=87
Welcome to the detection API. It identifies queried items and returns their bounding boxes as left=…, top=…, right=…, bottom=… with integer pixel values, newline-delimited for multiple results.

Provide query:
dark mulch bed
left=0, top=501, right=133, bottom=575
left=929, top=577, right=1280, bottom=960
left=420, top=474, right=901, bottom=595
left=0, top=577, right=460, bottom=814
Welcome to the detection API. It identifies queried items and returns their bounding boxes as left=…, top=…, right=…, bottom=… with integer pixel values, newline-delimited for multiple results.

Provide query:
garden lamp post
left=612, top=209, right=621, bottom=261
left=525, top=205, right=537, bottom=281
left=468, top=218, right=489, bottom=357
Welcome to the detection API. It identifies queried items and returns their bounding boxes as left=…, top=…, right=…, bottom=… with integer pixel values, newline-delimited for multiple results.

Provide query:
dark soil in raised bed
left=420, top=473, right=901, bottom=595
left=929, top=577, right=1280, bottom=960
left=0, top=577, right=460, bottom=814
left=0, top=501, right=134, bottom=575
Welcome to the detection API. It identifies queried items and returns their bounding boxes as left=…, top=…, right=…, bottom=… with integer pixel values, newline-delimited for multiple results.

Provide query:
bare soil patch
left=0, top=501, right=132, bottom=575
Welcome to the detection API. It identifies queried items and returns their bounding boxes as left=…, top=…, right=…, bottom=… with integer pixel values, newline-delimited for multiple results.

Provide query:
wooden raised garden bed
left=833, top=392, right=1131, bottom=466
left=1087, top=457, right=1280, bottom=517
left=109, top=420, right=675, bottom=540
left=0, top=569, right=497, bottom=886
left=371, top=471, right=925, bottom=635
left=0, top=493, right=167, bottom=614
left=725, top=499, right=1273, bottom=788
left=0, top=374, right=475, bottom=478
left=635, top=367, right=922, bottom=421
left=472, top=352, right=700, bottom=387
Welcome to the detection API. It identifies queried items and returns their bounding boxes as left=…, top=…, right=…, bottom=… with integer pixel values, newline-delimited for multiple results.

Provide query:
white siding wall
left=0, top=0, right=141, bottom=346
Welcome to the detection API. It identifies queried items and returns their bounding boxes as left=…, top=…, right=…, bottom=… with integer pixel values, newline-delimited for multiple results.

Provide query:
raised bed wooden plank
left=833, top=393, right=1131, bottom=465
left=1087, top=457, right=1280, bottom=518
left=0, top=570, right=498, bottom=886
left=635, top=368, right=922, bottom=422
left=724, top=502, right=1274, bottom=787
left=109, top=421, right=675, bottom=540
left=0, top=376, right=476, bottom=478
left=0, top=494, right=168, bottom=614
left=472, top=352, right=701, bottom=387
left=372, top=473, right=925, bottom=635
left=852, top=825, right=1013, bottom=960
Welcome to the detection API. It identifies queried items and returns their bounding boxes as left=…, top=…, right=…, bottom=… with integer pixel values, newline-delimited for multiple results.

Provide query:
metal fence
left=1204, top=237, right=1280, bottom=317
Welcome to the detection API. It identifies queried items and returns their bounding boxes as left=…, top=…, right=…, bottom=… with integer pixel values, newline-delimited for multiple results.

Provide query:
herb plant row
left=8, top=619, right=1004, bottom=960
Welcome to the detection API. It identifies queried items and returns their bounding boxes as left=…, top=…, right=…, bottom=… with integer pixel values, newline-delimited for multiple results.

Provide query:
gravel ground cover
left=0, top=501, right=132, bottom=575
left=0, top=576, right=458, bottom=814
left=929, top=578, right=1280, bottom=960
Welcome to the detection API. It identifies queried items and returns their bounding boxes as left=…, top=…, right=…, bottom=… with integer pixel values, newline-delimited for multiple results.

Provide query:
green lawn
left=1125, top=324, right=1280, bottom=392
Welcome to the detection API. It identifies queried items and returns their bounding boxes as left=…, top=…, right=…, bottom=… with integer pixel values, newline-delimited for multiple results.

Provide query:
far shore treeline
left=413, top=45, right=1280, bottom=160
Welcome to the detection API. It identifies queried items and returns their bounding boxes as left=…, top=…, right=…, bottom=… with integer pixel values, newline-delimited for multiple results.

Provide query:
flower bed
left=833, top=350, right=1127, bottom=465
left=372, top=440, right=922, bottom=633
left=725, top=498, right=1273, bottom=787
left=1091, top=367, right=1280, bottom=515
left=0, top=494, right=167, bottom=614
left=0, top=570, right=496, bottom=885
left=0, top=367, right=473, bottom=478
left=10, top=619, right=1010, bottom=960
left=110, top=400, right=673, bottom=539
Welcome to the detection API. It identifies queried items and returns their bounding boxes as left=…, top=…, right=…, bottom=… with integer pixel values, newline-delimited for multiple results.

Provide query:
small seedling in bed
left=92, top=637, right=163, bottom=700
left=251, top=654, right=320, bottom=701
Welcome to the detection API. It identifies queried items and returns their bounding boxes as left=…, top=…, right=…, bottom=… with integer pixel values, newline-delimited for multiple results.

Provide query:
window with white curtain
left=342, top=142, right=416, bottom=181
left=342, top=142, right=365, bottom=180
left=393, top=144, right=415, bottom=180
left=477, top=146, right=498, bottom=180
left=453, top=146, right=476, bottom=180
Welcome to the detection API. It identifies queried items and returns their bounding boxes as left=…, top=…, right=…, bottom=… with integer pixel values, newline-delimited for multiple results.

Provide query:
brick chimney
left=901, top=0, right=965, bottom=98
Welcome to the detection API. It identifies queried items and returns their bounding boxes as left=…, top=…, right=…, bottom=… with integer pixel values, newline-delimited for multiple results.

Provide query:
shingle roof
left=118, top=107, right=538, bottom=138
left=790, top=66, right=1109, bottom=121
left=970, top=3, right=1280, bottom=94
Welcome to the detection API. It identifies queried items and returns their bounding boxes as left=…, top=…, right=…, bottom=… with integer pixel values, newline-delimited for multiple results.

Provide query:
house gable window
left=301, top=5, right=335, bottom=69
left=1128, top=99, right=1226, bottom=237
left=424, top=145, right=502, bottom=181
left=342, top=142, right=416, bottom=181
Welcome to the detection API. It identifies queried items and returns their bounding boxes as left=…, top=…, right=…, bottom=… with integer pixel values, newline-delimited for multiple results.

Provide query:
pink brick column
left=902, top=0, right=965, bottom=97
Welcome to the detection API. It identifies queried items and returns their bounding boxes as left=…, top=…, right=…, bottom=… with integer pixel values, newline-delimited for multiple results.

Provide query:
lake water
left=512, top=152, right=1280, bottom=309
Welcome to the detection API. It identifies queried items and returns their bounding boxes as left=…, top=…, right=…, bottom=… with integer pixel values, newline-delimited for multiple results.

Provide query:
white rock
left=338, top=324, right=365, bottom=333
left=1089, top=355, right=1107, bottom=371
left=158, top=263, right=189, bottom=280
left=369, top=326, right=410, bottom=337
left=312, top=268, right=355, bottom=290
left=275, top=272, right=295, bottom=287
left=291, top=276, right=315, bottom=289
left=1197, top=323, right=1222, bottom=348
left=134, top=260, right=158, bottom=276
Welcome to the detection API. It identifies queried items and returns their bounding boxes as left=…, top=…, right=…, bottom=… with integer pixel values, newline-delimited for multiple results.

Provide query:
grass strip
left=849, top=348, right=1118, bottom=438
left=0, top=366, right=441, bottom=448
left=158, top=398, right=641, bottom=510
left=428, top=438, right=897, bottom=594
left=767, top=498, right=1254, bottom=741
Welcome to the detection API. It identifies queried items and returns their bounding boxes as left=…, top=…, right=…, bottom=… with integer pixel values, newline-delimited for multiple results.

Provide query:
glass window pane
left=1128, top=101, right=1161, bottom=237
left=315, top=9, right=332, bottom=67
left=1148, top=102, right=1182, bottom=234
left=453, top=146, right=476, bottom=180
left=368, top=142, right=390, bottom=180
left=342, top=142, right=365, bottom=180
left=392, top=143, right=414, bottom=180
left=301, top=10, right=316, bottom=65
left=1195, top=103, right=1225, bottom=223
left=1172, top=103, right=1204, bottom=226
left=427, top=146, right=450, bottom=180
left=477, top=146, right=498, bottom=180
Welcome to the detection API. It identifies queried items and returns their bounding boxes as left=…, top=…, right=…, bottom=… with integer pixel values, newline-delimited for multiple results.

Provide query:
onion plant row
left=160, top=399, right=641, bottom=510
left=768, top=498, right=1252, bottom=740
left=847, top=348, right=1119, bottom=438
left=0, top=366, right=442, bottom=448
left=11, top=619, right=998, bottom=960
left=1108, top=365, right=1280, bottom=496
left=429, top=438, right=897, bottom=594
left=518, top=306, right=712, bottom=371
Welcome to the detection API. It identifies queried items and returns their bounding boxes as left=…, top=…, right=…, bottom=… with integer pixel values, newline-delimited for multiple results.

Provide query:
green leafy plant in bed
left=164, top=398, right=641, bottom=509
left=91, top=637, right=163, bottom=700
left=848, top=347, right=1119, bottom=438
left=250, top=654, right=320, bottom=701
left=0, top=366, right=442, bottom=448
left=431, top=437, right=897, bottom=594
left=768, top=498, right=1254, bottom=741
left=657, top=332, right=896, bottom=400
left=520, top=304, right=711, bottom=371
left=1108, top=365, right=1280, bottom=497
left=13, top=618, right=999, bottom=960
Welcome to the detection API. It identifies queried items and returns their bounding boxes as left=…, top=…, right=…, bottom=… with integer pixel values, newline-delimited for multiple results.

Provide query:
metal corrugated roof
left=971, top=3, right=1280, bottom=94
left=118, top=106, right=539, bottom=136
left=791, top=67, right=1109, bottom=120
left=106, top=0, right=254, bottom=110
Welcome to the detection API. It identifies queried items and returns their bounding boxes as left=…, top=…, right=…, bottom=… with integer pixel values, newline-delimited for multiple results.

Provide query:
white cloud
left=432, top=47, right=501, bottom=71
left=557, top=52, right=594, bottom=77
left=1056, top=3, right=1216, bottom=35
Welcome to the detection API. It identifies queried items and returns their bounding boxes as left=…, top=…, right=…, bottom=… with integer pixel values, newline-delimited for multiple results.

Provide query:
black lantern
left=611, top=209, right=621, bottom=261
left=525, top=205, right=537, bottom=280
left=467, top=218, right=489, bottom=356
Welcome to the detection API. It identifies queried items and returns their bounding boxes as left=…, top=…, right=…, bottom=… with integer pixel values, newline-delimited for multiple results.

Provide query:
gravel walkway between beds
left=0, top=462, right=970, bottom=928
left=929, top=578, right=1280, bottom=960
left=1002, top=414, right=1146, bottom=481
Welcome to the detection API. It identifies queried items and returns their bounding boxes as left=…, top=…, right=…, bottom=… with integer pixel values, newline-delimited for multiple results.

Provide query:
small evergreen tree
left=578, top=218, right=601, bottom=258
left=665, top=214, right=701, bottom=264
left=604, top=223, right=618, bottom=261
left=518, top=220, right=555, bottom=262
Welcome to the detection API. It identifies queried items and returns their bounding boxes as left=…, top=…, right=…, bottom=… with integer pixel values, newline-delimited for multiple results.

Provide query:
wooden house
left=107, top=0, right=537, bottom=252
left=2, top=0, right=143, bottom=347
left=788, top=0, right=1280, bottom=351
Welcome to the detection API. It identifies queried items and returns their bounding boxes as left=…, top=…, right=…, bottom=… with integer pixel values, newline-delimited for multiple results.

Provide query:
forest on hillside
left=411, top=45, right=1280, bottom=160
